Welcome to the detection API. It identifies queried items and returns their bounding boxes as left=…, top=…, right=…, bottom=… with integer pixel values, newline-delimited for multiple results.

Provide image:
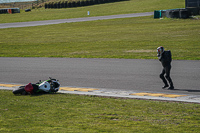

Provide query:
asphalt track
left=0, top=57, right=200, bottom=103
left=0, top=12, right=200, bottom=103
left=0, top=12, right=153, bottom=29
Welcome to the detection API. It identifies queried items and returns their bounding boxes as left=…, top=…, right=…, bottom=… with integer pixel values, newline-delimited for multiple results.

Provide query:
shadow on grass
left=32, top=92, right=67, bottom=96
left=14, top=92, right=66, bottom=97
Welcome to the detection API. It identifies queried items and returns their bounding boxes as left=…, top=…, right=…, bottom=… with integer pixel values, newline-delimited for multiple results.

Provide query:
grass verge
left=0, top=90, right=200, bottom=132
left=0, top=16, right=200, bottom=60
left=0, top=0, right=185, bottom=23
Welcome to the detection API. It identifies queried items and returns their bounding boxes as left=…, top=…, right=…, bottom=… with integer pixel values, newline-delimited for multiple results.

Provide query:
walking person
left=157, top=46, right=174, bottom=90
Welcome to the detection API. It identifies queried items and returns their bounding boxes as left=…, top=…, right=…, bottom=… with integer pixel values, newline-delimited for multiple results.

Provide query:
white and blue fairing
left=39, top=81, right=51, bottom=92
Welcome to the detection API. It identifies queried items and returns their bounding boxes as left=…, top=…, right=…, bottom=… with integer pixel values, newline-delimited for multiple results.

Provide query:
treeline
left=45, top=0, right=125, bottom=9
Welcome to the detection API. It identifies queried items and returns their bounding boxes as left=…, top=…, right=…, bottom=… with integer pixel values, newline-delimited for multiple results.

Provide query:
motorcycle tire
left=13, top=86, right=26, bottom=95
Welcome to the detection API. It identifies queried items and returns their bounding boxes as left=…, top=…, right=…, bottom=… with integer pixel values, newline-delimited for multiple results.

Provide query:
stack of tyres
left=0, top=9, right=8, bottom=14
left=165, top=9, right=189, bottom=19
left=172, top=10, right=179, bottom=18
left=179, top=9, right=189, bottom=19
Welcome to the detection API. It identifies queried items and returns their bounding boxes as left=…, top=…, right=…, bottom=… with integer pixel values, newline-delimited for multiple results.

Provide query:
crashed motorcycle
left=13, top=77, right=60, bottom=95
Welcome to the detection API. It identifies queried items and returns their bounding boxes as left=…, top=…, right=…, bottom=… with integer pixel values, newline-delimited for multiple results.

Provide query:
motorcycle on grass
left=13, top=77, right=60, bottom=95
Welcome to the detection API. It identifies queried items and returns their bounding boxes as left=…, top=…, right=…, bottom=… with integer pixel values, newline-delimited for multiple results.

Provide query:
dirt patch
left=125, top=50, right=154, bottom=53
left=69, top=51, right=90, bottom=55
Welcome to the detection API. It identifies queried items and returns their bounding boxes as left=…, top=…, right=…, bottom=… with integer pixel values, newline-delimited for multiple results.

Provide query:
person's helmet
left=157, top=46, right=164, bottom=56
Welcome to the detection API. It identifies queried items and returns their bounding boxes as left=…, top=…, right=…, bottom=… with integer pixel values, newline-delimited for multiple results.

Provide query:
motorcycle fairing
left=52, top=80, right=60, bottom=92
left=39, top=81, right=51, bottom=92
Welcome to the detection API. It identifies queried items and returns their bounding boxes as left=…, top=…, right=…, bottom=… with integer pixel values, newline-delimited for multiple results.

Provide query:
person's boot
left=162, top=84, right=169, bottom=89
left=168, top=86, right=174, bottom=90
left=168, top=80, right=174, bottom=90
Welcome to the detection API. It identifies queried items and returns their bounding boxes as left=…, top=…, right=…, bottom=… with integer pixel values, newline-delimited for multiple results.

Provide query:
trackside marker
left=130, top=92, right=187, bottom=98
left=0, top=84, right=188, bottom=98
left=0, top=84, right=98, bottom=92
left=0, top=84, right=22, bottom=87
left=60, top=87, right=98, bottom=92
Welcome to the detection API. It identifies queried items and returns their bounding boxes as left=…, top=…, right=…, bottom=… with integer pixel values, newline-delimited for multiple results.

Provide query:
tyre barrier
left=0, top=8, right=20, bottom=14
left=45, top=0, right=125, bottom=9
left=166, top=9, right=190, bottom=19
left=0, top=9, right=8, bottom=14
left=154, top=8, right=190, bottom=19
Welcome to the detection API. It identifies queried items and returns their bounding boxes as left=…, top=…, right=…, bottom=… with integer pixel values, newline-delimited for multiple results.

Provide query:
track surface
left=0, top=12, right=200, bottom=97
left=0, top=12, right=153, bottom=29
left=0, top=57, right=200, bottom=95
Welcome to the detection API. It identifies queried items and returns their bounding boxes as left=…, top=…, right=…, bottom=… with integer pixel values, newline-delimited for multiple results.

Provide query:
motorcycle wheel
left=13, top=86, right=26, bottom=95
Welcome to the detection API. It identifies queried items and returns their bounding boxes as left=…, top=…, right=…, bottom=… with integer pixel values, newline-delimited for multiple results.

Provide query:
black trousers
left=160, top=65, right=174, bottom=87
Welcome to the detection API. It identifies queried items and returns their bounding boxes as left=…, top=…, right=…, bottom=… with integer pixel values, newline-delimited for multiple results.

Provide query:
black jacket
left=159, top=50, right=172, bottom=67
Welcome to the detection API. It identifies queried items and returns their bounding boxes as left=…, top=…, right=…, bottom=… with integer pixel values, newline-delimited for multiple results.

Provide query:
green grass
left=1, top=1, right=199, bottom=132
left=0, top=90, right=199, bottom=132
left=0, top=0, right=185, bottom=23
left=0, top=16, right=200, bottom=60
left=0, top=0, right=199, bottom=60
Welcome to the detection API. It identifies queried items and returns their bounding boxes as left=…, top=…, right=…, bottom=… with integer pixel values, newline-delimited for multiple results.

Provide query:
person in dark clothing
left=157, top=46, right=174, bottom=90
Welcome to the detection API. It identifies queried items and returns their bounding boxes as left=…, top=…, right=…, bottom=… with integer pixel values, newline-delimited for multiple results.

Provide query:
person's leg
left=160, top=68, right=168, bottom=88
left=165, top=65, right=174, bottom=89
